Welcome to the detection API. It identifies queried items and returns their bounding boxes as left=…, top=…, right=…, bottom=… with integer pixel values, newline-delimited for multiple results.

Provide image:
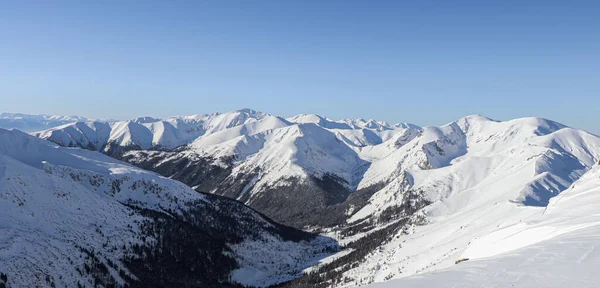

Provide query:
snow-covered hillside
left=32, top=109, right=600, bottom=287
left=0, top=113, right=88, bottom=132
left=319, top=115, right=600, bottom=287
left=0, top=128, right=336, bottom=287
left=369, top=163, right=600, bottom=288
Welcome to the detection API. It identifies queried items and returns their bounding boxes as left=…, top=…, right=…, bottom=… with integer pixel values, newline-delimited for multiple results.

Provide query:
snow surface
left=335, top=115, right=600, bottom=287
left=0, top=128, right=330, bottom=287
left=368, top=164, right=600, bottom=288
left=30, top=109, right=600, bottom=287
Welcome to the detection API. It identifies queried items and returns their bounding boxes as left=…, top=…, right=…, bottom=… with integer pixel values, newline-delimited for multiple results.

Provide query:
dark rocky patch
left=117, top=150, right=376, bottom=229
left=68, top=192, right=324, bottom=288
left=276, top=188, right=431, bottom=287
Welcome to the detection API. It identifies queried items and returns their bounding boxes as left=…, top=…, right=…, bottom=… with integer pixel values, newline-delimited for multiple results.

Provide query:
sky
left=0, top=0, right=598, bottom=132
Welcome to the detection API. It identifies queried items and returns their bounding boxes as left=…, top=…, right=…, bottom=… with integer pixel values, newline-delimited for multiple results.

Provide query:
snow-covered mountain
left=0, top=113, right=89, bottom=132
left=305, top=115, right=600, bottom=287
left=34, top=109, right=274, bottom=154
left=34, top=109, right=417, bottom=154
left=33, top=109, right=600, bottom=287
left=0, top=128, right=336, bottom=287
left=36, top=109, right=420, bottom=227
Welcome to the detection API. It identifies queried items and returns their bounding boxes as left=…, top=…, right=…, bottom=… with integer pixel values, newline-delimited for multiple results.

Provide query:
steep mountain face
left=32, top=110, right=600, bottom=287
left=287, top=113, right=419, bottom=147
left=0, top=129, right=336, bottom=288
left=0, top=113, right=88, bottom=132
left=37, top=110, right=419, bottom=228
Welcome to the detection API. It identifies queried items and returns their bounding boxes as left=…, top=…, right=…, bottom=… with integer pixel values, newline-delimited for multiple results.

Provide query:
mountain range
left=1, top=109, right=599, bottom=287
left=0, top=113, right=90, bottom=133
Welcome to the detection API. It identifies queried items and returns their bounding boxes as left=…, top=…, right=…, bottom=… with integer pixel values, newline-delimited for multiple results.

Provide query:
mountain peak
left=236, top=108, right=262, bottom=115
left=132, top=116, right=161, bottom=123
left=456, top=114, right=495, bottom=123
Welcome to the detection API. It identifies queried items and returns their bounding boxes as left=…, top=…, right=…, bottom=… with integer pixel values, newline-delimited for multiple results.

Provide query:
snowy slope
left=331, top=115, right=600, bottom=287
left=368, top=163, right=600, bottom=288
left=352, top=115, right=598, bottom=221
left=0, top=113, right=89, bottom=132
left=0, top=129, right=336, bottom=287
left=177, top=113, right=420, bottom=209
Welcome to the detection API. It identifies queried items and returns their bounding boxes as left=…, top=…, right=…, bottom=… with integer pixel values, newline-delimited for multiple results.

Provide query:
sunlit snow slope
left=0, top=113, right=88, bottom=132
left=369, top=163, right=600, bottom=288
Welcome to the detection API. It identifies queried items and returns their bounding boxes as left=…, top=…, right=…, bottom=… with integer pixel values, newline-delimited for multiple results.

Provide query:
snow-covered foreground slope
left=369, top=164, right=600, bottom=288
left=0, top=129, right=336, bottom=287
left=0, top=113, right=88, bottom=132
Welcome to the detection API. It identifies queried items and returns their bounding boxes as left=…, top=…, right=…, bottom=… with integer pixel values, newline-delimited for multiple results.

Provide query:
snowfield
left=369, top=164, right=600, bottom=288
left=0, top=128, right=335, bottom=287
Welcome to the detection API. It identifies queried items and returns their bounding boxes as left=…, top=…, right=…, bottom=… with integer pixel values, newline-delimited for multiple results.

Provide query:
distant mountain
left=33, top=109, right=275, bottom=154
left=35, top=110, right=421, bottom=227
left=0, top=113, right=89, bottom=132
left=33, top=109, right=600, bottom=287
left=0, top=128, right=336, bottom=288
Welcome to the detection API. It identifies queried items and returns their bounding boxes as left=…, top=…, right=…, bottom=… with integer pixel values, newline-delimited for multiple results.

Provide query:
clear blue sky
left=1, top=0, right=598, bottom=132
